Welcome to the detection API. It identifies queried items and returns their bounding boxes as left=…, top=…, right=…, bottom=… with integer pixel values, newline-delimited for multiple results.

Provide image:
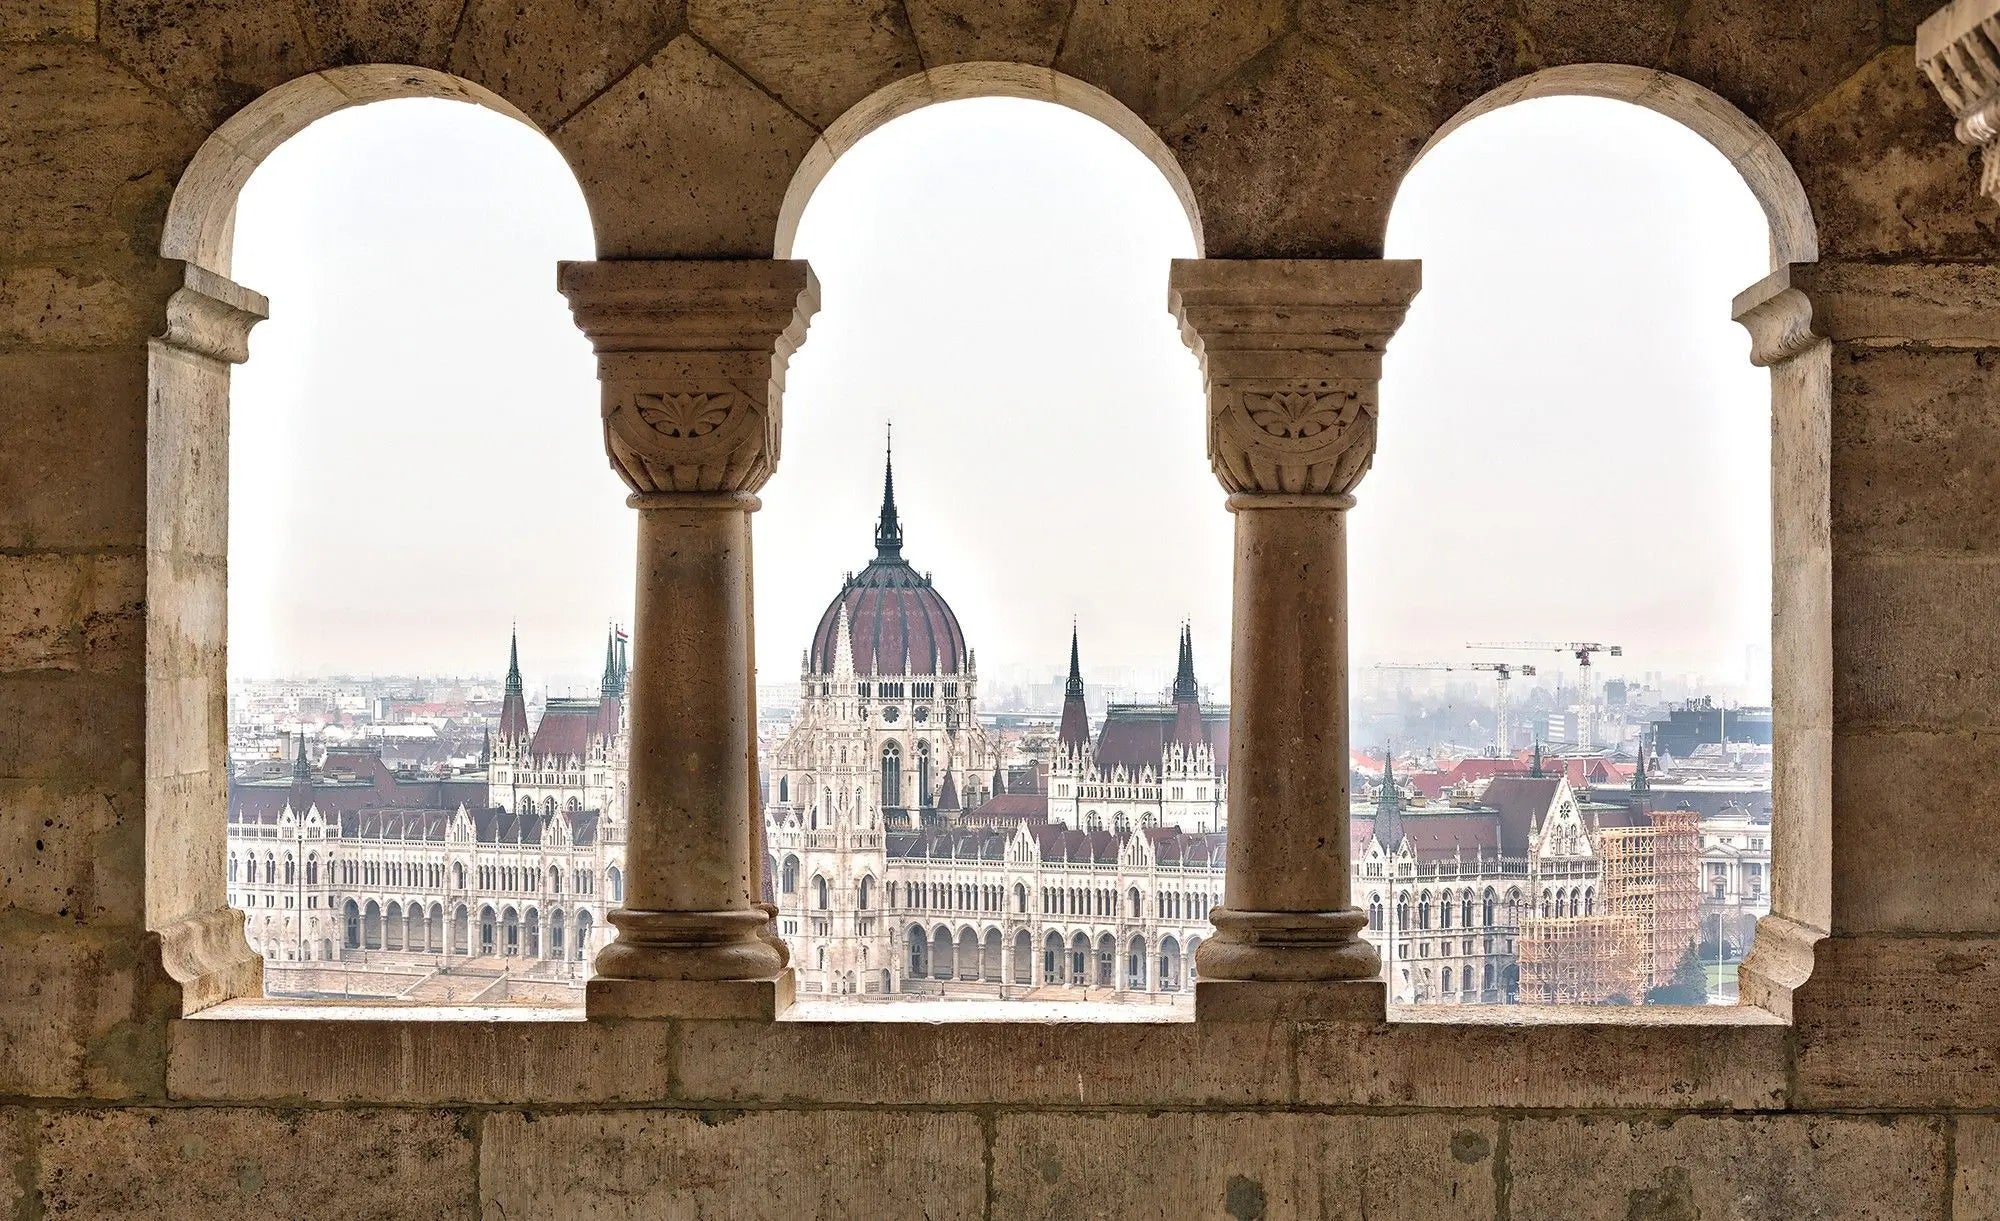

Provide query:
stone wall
left=2, top=1, right=1996, bottom=1216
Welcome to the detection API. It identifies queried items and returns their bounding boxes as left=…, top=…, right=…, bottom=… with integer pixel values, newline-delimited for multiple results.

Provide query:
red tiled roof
left=528, top=700, right=605, bottom=760
left=1476, top=776, right=1563, bottom=856
left=1096, top=708, right=1230, bottom=774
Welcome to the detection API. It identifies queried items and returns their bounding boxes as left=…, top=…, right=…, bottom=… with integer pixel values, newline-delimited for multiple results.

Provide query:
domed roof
left=808, top=437, right=969, bottom=678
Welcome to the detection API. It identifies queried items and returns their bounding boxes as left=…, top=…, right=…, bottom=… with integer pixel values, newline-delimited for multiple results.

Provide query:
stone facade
left=4, top=1, right=1997, bottom=1215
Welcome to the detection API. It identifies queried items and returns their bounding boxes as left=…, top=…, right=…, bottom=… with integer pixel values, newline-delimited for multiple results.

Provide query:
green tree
left=1644, top=942, right=1709, bottom=1005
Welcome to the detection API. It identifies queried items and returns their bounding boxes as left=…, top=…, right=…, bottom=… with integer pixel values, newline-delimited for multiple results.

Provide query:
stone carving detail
left=1213, top=382, right=1380, bottom=496
left=1169, top=258, right=1420, bottom=498
left=1919, top=1, right=2000, bottom=202
left=559, top=259, right=820, bottom=497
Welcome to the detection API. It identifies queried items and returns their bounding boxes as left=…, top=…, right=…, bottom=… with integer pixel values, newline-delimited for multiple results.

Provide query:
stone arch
left=1406, top=71, right=1830, bottom=1012
left=1414, top=66, right=1815, bottom=265
left=145, top=66, right=596, bottom=1010
left=773, top=63, right=1203, bottom=259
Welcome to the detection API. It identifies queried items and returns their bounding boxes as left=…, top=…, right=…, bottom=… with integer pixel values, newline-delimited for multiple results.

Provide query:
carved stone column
left=1169, top=259, right=1421, bottom=1022
left=1919, top=0, right=2000, bottom=202
left=560, top=259, right=817, bottom=1019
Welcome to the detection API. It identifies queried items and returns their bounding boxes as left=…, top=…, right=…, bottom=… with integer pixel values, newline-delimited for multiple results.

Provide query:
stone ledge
left=162, top=1003, right=1795, bottom=1111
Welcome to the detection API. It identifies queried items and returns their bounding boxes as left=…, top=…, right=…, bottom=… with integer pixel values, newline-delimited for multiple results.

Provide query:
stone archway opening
left=150, top=67, right=604, bottom=1012
left=1356, top=66, right=1826, bottom=1016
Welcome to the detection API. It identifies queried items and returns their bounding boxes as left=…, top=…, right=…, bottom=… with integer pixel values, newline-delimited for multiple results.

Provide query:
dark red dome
left=809, top=437, right=970, bottom=677
left=810, top=560, right=968, bottom=677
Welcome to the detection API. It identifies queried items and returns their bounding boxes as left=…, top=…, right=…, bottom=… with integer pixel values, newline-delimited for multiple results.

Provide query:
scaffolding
left=1597, top=805, right=1703, bottom=991
left=1517, top=914, right=1641, bottom=1003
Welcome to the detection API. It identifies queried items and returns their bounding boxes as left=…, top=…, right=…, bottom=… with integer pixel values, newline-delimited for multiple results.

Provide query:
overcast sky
left=228, top=94, right=1769, bottom=699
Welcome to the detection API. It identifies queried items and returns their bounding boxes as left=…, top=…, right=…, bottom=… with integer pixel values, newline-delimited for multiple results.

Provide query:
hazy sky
left=228, top=93, right=1769, bottom=698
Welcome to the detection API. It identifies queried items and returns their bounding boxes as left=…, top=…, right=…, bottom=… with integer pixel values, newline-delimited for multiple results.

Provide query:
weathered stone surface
left=0, top=673, right=143, bottom=784
left=689, top=0, right=921, bottom=130
left=1166, top=36, right=1427, bottom=257
left=1830, top=345, right=2000, bottom=554
left=448, top=0, right=685, bottom=130
left=994, top=1111, right=1497, bottom=1218
left=40, top=1107, right=476, bottom=1217
left=1668, top=0, right=1882, bottom=128
left=98, top=0, right=315, bottom=128
left=481, top=1109, right=986, bottom=1219
left=0, top=1109, right=28, bottom=1219
left=554, top=35, right=818, bottom=257
left=1831, top=731, right=2000, bottom=934
left=1832, top=554, right=2000, bottom=732
left=1299, top=0, right=1518, bottom=128
left=169, top=1016, right=676, bottom=1103
left=904, top=0, right=1071, bottom=68
left=1055, top=0, right=1291, bottom=130
left=0, top=553, right=144, bottom=675
left=1298, top=1012, right=1788, bottom=1109
left=1782, top=50, right=1994, bottom=261
left=1795, top=935, right=2000, bottom=1109
left=0, top=45, right=198, bottom=263
left=1961, top=1117, right=2000, bottom=1220
left=0, top=927, right=167, bottom=1100
left=1515, top=0, right=1679, bottom=70
left=0, top=781, right=142, bottom=924
left=0, top=260, right=182, bottom=349
left=0, top=349, right=149, bottom=552
left=292, top=0, right=467, bottom=70
left=1508, top=1114, right=1947, bottom=1220
left=1, top=0, right=93, bottom=39
left=675, top=1018, right=1292, bottom=1105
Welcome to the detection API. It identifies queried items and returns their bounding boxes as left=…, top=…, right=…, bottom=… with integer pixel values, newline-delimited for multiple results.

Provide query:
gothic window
left=814, top=875, right=829, bottom=910
left=1397, top=894, right=1410, bottom=932
left=778, top=776, right=789, bottom=803
left=607, top=866, right=623, bottom=904
left=1443, top=966, right=1454, bottom=994
left=1440, top=895, right=1452, bottom=929
left=1463, top=891, right=1476, bottom=928
left=1419, top=891, right=1433, bottom=930
left=543, top=797, right=556, bottom=819
left=781, top=856, right=800, bottom=894
left=858, top=875, right=873, bottom=910
left=519, top=797, right=532, bottom=817
left=916, top=740, right=932, bottom=806
left=881, top=742, right=901, bottom=807
left=228, top=853, right=238, bottom=882
left=1583, top=887, right=1594, bottom=916
left=1368, top=893, right=1383, bottom=931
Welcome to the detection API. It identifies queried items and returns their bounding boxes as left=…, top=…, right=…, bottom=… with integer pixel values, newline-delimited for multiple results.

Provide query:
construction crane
left=1468, top=642, right=1624, bottom=749
left=1374, top=661, right=1537, bottom=756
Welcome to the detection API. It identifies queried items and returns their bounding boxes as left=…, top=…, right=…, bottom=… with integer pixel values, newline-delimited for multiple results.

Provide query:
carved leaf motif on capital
left=1212, top=383, right=1378, bottom=496
left=604, top=385, right=774, bottom=494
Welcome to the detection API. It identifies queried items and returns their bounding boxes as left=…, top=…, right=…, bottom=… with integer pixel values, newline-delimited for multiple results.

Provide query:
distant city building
left=1651, top=697, right=1774, bottom=758
left=225, top=629, right=629, bottom=1002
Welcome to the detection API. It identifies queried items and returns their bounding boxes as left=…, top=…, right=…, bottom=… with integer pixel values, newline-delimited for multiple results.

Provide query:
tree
left=1644, top=942, right=1709, bottom=1005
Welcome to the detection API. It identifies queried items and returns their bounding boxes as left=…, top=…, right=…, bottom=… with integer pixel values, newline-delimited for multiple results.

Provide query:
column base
left=755, top=901, right=792, bottom=969
left=1195, top=908, right=1380, bottom=981
left=587, top=969, right=795, bottom=1020
left=1196, top=978, right=1387, bottom=1024
left=594, top=907, right=785, bottom=980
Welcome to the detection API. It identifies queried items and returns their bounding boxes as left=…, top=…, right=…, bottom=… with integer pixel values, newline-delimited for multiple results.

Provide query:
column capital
left=1733, top=260, right=2000, bottom=365
left=1919, top=0, right=2000, bottom=202
left=559, top=258, right=820, bottom=495
left=1169, top=259, right=1421, bottom=496
left=157, top=265, right=269, bottom=364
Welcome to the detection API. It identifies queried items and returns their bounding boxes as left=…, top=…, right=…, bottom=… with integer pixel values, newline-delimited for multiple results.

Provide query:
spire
left=498, top=626, right=531, bottom=744
left=993, top=758, right=1006, bottom=795
left=1630, top=739, right=1650, bottom=793
left=874, top=423, right=904, bottom=563
left=1375, top=750, right=1404, bottom=851
left=480, top=726, right=491, bottom=766
left=1530, top=739, right=1544, bottom=778
left=293, top=730, right=310, bottom=781
left=1171, top=623, right=1204, bottom=746
left=505, top=623, right=523, bottom=698
left=1058, top=623, right=1090, bottom=752
left=600, top=624, right=626, bottom=698
left=1172, top=623, right=1199, bottom=703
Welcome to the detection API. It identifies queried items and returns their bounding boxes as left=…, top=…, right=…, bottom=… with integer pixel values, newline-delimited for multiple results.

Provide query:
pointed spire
left=505, top=623, right=523, bottom=698
left=1530, top=739, right=1544, bottom=778
left=874, top=422, right=904, bottom=562
left=600, top=623, right=626, bottom=698
left=992, top=757, right=1006, bottom=795
left=499, top=626, right=531, bottom=744
left=1172, top=623, right=1199, bottom=703
left=1375, top=749, right=1404, bottom=851
left=293, top=730, right=310, bottom=781
left=1059, top=623, right=1090, bottom=752
left=1630, top=739, right=1650, bottom=793
left=480, top=726, right=491, bottom=766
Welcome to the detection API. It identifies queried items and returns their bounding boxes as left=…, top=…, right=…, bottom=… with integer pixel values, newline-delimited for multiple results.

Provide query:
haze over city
left=228, top=95, right=1769, bottom=697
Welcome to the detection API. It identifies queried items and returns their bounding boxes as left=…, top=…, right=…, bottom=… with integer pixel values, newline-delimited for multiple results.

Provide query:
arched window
left=542, top=797, right=556, bottom=819
left=1439, top=893, right=1452, bottom=929
left=1128, top=887, right=1142, bottom=919
left=1419, top=890, right=1433, bottom=930
left=478, top=906, right=495, bottom=956
left=1483, top=888, right=1496, bottom=926
left=916, top=740, right=932, bottom=807
left=1462, top=890, right=1475, bottom=928
left=1584, top=887, right=1595, bottom=917
left=881, top=741, right=901, bottom=808
left=607, top=866, right=623, bottom=904
left=1396, top=894, right=1410, bottom=932
left=343, top=899, right=360, bottom=949
left=781, top=856, right=800, bottom=895
left=574, top=909, right=592, bottom=960
left=857, top=875, right=873, bottom=910
left=1442, top=966, right=1454, bottom=994
left=908, top=926, right=927, bottom=978
left=1368, top=893, right=1383, bottom=932
left=1016, top=883, right=1029, bottom=914
left=813, top=875, right=829, bottom=910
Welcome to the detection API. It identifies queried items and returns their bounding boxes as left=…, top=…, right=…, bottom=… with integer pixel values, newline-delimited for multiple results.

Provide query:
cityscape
left=225, top=451, right=1771, bottom=1009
